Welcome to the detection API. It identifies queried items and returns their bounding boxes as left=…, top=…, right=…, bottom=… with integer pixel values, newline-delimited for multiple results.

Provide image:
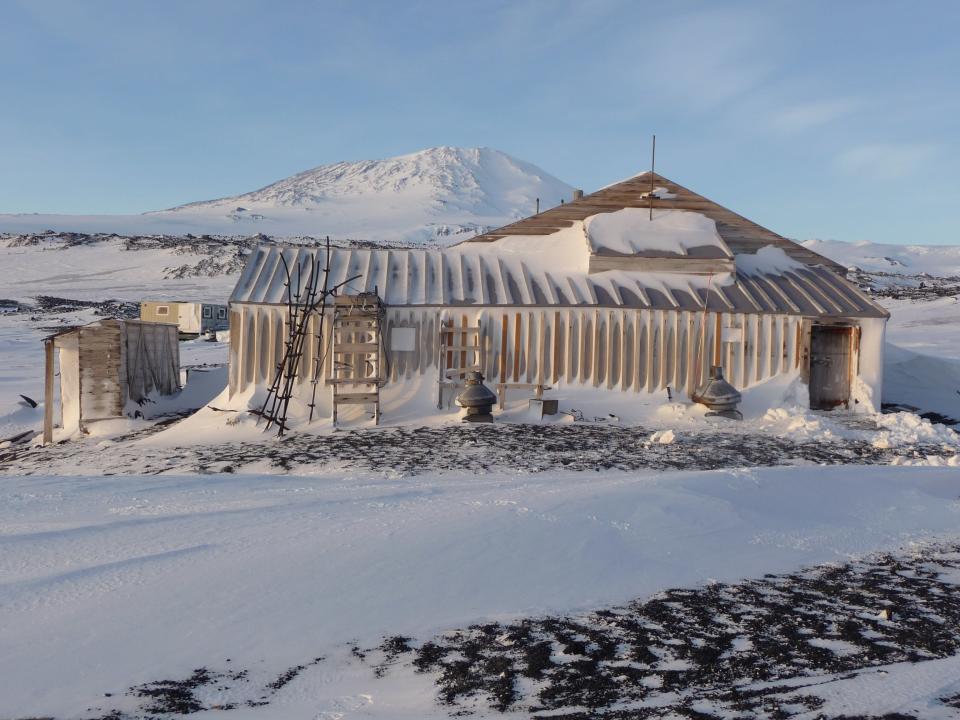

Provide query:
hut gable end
left=461, top=172, right=845, bottom=273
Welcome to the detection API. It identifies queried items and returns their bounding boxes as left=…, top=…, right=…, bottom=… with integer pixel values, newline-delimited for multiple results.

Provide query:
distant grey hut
left=42, top=319, right=180, bottom=442
left=140, top=300, right=228, bottom=336
left=226, top=172, right=888, bottom=423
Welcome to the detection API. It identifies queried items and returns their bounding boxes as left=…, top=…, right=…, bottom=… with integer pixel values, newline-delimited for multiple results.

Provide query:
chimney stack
left=572, top=189, right=584, bottom=201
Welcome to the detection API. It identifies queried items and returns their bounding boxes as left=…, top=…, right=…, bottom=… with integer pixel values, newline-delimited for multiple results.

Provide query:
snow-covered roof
left=585, top=208, right=731, bottom=259
left=463, top=171, right=845, bottom=272
left=230, top=244, right=888, bottom=318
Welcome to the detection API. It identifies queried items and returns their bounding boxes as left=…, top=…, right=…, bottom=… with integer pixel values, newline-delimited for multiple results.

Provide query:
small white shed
left=42, top=319, right=181, bottom=442
left=141, top=300, right=229, bottom=335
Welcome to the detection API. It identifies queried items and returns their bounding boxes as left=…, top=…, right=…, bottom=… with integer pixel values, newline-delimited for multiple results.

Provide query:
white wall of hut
left=228, top=305, right=885, bottom=411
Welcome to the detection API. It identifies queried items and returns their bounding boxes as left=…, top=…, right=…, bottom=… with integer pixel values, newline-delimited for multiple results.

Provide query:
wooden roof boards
left=230, top=170, right=889, bottom=320
left=462, top=172, right=846, bottom=273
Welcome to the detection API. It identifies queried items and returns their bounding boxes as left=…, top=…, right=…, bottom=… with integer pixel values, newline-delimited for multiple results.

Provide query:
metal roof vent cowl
left=692, top=366, right=743, bottom=420
left=456, top=371, right=497, bottom=423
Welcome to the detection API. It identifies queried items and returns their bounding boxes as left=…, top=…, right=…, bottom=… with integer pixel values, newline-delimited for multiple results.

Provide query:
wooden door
left=809, top=325, right=852, bottom=410
left=78, top=324, right=124, bottom=423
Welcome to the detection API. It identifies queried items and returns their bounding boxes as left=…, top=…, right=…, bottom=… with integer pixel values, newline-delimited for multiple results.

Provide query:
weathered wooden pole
left=43, top=339, right=54, bottom=445
left=649, top=134, right=656, bottom=220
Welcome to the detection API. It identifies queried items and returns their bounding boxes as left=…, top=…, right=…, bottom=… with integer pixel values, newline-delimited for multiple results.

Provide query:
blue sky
left=1, top=0, right=957, bottom=244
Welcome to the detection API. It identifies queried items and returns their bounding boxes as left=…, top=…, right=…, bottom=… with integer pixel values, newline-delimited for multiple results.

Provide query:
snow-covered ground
left=2, top=158, right=960, bottom=717
left=886, top=296, right=960, bottom=360
left=880, top=296, right=960, bottom=423
left=2, top=466, right=960, bottom=719
left=0, top=234, right=244, bottom=304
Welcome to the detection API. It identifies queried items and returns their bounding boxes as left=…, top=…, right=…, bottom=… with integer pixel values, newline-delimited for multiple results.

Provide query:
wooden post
left=581, top=312, right=591, bottom=385
left=526, top=313, right=535, bottom=385
left=795, top=319, right=802, bottom=369
left=621, top=313, right=631, bottom=392
left=553, top=311, right=561, bottom=385
left=634, top=310, right=643, bottom=393
left=43, top=339, right=54, bottom=445
left=436, top=318, right=445, bottom=409
left=460, top=314, right=467, bottom=372
left=714, top=313, right=722, bottom=367
left=592, top=310, right=601, bottom=388
left=671, top=311, right=681, bottom=389
left=741, top=315, right=750, bottom=388
left=445, top=321, right=453, bottom=374
left=645, top=311, right=654, bottom=392
left=537, top=311, right=546, bottom=387
left=686, top=313, right=697, bottom=396
left=479, top=314, right=487, bottom=377
left=848, top=326, right=858, bottom=406
left=605, top=311, right=615, bottom=390
left=649, top=135, right=656, bottom=220
left=500, top=314, right=509, bottom=383
left=513, top=312, right=522, bottom=382
left=754, top=315, right=763, bottom=384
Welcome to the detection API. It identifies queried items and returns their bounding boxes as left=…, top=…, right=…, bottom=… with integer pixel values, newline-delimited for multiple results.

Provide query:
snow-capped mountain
left=171, top=146, right=571, bottom=216
left=803, top=238, right=960, bottom=277
left=0, top=147, right=574, bottom=244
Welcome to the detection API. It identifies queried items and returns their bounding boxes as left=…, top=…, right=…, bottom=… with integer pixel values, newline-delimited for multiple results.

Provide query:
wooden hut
left=226, top=172, right=888, bottom=423
left=141, top=300, right=229, bottom=336
left=42, top=319, right=181, bottom=442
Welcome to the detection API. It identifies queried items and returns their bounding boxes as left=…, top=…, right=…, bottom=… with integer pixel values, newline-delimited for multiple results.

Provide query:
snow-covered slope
left=803, top=238, right=960, bottom=276
left=0, top=147, right=574, bottom=244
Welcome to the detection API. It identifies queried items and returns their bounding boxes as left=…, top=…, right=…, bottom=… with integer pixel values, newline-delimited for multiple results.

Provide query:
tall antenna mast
left=649, top=134, right=656, bottom=221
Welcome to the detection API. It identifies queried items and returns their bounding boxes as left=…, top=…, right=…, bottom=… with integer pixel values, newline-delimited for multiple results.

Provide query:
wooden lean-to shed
left=226, top=172, right=888, bottom=424
left=42, top=319, right=180, bottom=442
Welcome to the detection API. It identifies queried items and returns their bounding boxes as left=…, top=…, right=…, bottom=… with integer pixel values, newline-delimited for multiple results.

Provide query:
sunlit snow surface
left=2, top=467, right=960, bottom=717
left=1, top=222, right=960, bottom=716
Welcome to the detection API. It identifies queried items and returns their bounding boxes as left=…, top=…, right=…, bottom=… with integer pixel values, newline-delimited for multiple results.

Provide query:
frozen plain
left=1, top=228, right=960, bottom=717
left=2, top=466, right=960, bottom=718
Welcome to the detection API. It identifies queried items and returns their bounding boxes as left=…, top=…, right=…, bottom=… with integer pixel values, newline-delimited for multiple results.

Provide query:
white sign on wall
left=391, top=327, right=416, bottom=352
left=721, top=326, right=743, bottom=343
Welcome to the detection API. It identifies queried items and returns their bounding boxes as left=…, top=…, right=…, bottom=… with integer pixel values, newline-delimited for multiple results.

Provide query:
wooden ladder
left=330, top=293, right=384, bottom=425
left=437, top=319, right=483, bottom=408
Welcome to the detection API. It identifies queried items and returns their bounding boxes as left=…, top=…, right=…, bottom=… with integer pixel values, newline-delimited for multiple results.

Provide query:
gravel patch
left=2, top=421, right=957, bottom=477
left=78, top=544, right=960, bottom=719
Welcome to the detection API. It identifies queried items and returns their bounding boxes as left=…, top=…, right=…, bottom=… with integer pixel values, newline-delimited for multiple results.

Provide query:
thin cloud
left=642, top=7, right=778, bottom=111
left=770, top=99, right=861, bottom=134
left=835, top=142, right=937, bottom=181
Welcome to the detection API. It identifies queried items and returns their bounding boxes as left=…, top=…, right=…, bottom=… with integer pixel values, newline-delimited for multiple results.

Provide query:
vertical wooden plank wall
left=78, top=323, right=123, bottom=422
left=229, top=305, right=808, bottom=400
left=228, top=309, right=241, bottom=398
